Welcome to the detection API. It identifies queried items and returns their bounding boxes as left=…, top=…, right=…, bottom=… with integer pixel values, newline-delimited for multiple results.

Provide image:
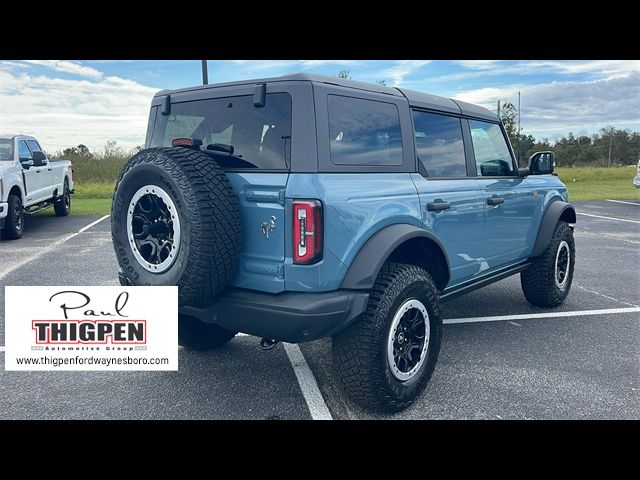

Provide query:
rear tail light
left=293, top=200, right=323, bottom=264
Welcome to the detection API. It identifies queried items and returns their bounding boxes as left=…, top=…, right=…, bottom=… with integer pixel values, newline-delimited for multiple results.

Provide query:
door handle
left=47, top=168, right=52, bottom=171
left=35, top=170, right=41, bottom=174
left=427, top=201, right=452, bottom=212
left=487, top=195, right=504, bottom=206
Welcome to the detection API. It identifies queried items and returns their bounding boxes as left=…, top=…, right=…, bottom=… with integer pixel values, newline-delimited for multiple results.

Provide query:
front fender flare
left=532, top=200, right=576, bottom=257
left=340, top=224, right=450, bottom=290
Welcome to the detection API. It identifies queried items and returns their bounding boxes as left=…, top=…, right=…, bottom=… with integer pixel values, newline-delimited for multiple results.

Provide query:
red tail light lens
left=293, top=200, right=323, bottom=265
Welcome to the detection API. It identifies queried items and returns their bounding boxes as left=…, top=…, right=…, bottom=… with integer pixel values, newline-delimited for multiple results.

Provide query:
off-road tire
left=332, top=263, right=442, bottom=413
left=111, top=147, right=241, bottom=306
left=178, top=314, right=237, bottom=350
left=521, top=221, right=575, bottom=307
left=1, top=194, right=24, bottom=240
left=54, top=178, right=71, bottom=216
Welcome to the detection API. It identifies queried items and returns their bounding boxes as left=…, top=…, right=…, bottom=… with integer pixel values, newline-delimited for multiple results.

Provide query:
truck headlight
left=0, top=177, right=3, bottom=200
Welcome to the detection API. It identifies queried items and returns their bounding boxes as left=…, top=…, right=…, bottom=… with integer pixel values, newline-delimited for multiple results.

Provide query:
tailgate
left=226, top=172, right=289, bottom=293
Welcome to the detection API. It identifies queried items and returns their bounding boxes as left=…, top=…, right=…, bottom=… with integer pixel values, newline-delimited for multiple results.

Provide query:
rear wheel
left=178, top=314, right=237, bottom=350
left=1, top=195, right=24, bottom=240
left=54, top=178, right=71, bottom=216
left=332, top=263, right=442, bottom=413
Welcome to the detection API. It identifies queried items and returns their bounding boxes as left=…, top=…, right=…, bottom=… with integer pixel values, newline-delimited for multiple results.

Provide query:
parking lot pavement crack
left=573, top=283, right=639, bottom=308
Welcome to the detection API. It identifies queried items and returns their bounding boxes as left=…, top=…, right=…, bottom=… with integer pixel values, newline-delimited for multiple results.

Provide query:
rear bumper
left=118, top=271, right=369, bottom=343
left=182, top=288, right=370, bottom=343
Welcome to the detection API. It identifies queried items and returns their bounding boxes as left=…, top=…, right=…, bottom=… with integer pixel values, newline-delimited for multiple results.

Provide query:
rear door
left=467, top=119, right=535, bottom=268
left=148, top=83, right=303, bottom=293
left=410, top=110, right=486, bottom=286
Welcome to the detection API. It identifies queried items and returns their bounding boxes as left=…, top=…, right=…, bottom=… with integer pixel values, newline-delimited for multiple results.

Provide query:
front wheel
left=332, top=263, right=442, bottom=413
left=54, top=178, right=71, bottom=217
left=521, top=221, right=575, bottom=307
left=1, top=195, right=24, bottom=240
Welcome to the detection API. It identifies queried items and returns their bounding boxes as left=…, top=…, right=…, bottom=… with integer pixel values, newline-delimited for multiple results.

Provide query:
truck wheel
left=54, top=178, right=71, bottom=216
left=1, top=195, right=24, bottom=240
left=521, top=221, right=575, bottom=307
left=111, top=147, right=241, bottom=306
left=178, top=314, right=237, bottom=350
left=332, top=263, right=442, bottom=413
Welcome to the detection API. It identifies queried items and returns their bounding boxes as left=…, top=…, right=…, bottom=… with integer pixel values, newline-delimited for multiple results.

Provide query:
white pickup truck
left=0, top=134, right=74, bottom=240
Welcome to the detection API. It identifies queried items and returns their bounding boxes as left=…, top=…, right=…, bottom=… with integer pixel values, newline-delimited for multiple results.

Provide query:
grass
left=74, top=181, right=115, bottom=199
left=35, top=198, right=112, bottom=217
left=555, top=167, right=640, bottom=202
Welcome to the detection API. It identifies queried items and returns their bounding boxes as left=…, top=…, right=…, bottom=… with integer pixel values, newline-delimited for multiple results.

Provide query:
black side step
left=440, top=262, right=530, bottom=302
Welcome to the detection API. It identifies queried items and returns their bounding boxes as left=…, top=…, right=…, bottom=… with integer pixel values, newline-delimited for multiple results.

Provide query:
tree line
left=498, top=101, right=639, bottom=167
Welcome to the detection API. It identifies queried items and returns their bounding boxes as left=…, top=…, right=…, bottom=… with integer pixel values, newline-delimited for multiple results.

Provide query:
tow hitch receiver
left=260, top=338, right=279, bottom=350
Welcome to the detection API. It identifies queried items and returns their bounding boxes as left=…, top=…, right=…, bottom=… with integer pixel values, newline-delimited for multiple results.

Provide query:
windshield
left=149, top=93, right=292, bottom=170
left=0, top=139, right=13, bottom=161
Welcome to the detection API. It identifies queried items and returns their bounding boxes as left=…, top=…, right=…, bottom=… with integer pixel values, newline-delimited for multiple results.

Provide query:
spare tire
left=111, top=147, right=241, bottom=306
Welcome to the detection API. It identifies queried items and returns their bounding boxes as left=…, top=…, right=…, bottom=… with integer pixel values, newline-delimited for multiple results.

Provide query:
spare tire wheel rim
left=555, top=240, right=570, bottom=290
left=387, top=299, right=430, bottom=382
left=127, top=185, right=181, bottom=273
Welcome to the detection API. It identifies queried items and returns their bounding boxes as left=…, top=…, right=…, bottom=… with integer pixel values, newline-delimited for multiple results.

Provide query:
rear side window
left=328, top=95, right=403, bottom=166
left=468, top=120, right=516, bottom=176
left=412, top=111, right=466, bottom=177
left=150, top=93, right=292, bottom=170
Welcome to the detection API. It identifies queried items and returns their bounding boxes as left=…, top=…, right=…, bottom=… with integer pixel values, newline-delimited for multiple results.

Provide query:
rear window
left=150, top=93, right=292, bottom=170
left=328, top=95, right=403, bottom=166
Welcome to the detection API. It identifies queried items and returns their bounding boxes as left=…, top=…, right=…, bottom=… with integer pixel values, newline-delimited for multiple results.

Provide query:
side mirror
left=32, top=151, right=47, bottom=167
left=529, top=151, right=555, bottom=175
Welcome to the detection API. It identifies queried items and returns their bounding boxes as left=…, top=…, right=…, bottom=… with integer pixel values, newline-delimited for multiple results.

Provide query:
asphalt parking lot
left=1, top=199, right=639, bottom=420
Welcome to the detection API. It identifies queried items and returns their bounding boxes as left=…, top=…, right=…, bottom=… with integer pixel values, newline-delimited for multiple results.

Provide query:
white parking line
left=576, top=212, right=640, bottom=224
left=444, top=306, right=640, bottom=324
left=283, top=343, right=333, bottom=420
left=0, top=215, right=110, bottom=281
left=573, top=284, right=639, bottom=308
left=606, top=199, right=640, bottom=206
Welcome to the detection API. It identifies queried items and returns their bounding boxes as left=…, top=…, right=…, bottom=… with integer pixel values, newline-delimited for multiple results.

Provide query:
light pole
left=202, top=60, right=208, bottom=85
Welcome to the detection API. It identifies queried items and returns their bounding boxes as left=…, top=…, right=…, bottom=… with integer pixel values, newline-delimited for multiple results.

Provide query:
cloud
left=453, top=72, right=640, bottom=139
left=452, top=60, right=503, bottom=70
left=21, top=60, right=103, bottom=79
left=377, top=60, right=431, bottom=86
left=0, top=61, right=30, bottom=70
left=0, top=69, right=158, bottom=151
left=442, top=60, right=640, bottom=82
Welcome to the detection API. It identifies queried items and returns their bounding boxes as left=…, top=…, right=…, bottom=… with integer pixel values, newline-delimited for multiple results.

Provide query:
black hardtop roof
left=155, top=73, right=498, bottom=121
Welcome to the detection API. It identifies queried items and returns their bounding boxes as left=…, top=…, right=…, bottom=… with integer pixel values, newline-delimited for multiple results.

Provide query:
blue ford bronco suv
left=112, top=74, right=576, bottom=412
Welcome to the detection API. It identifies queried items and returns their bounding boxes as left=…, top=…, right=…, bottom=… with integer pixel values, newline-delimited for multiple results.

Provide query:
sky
left=0, top=60, right=638, bottom=152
